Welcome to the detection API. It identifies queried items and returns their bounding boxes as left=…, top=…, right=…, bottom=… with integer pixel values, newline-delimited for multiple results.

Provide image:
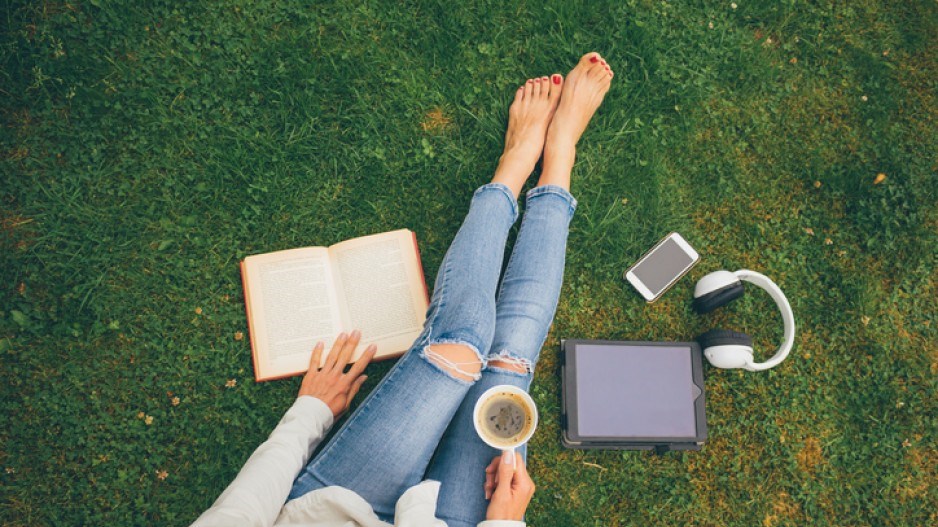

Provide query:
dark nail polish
left=590, top=56, right=599, bottom=63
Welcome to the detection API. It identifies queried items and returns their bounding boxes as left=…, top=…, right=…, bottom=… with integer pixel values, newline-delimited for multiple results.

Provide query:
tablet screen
left=574, top=344, right=698, bottom=438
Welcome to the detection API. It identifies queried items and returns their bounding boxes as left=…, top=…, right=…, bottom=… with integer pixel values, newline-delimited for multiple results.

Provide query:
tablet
left=561, top=339, right=707, bottom=451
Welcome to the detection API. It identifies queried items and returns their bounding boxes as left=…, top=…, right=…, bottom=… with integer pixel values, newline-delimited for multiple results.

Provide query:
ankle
left=491, top=162, right=530, bottom=198
left=539, top=147, right=575, bottom=189
left=543, top=143, right=576, bottom=167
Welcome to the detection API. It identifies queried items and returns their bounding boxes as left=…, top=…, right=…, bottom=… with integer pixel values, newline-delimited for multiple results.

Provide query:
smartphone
left=624, top=232, right=699, bottom=302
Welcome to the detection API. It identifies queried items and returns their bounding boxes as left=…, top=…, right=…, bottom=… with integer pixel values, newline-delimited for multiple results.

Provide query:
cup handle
left=502, top=447, right=516, bottom=467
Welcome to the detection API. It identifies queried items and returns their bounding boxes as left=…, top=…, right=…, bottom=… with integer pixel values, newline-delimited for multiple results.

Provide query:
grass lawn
left=2, top=0, right=936, bottom=525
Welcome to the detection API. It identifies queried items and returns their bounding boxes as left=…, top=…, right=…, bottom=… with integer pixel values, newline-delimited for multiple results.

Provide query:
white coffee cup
left=473, top=385, right=538, bottom=465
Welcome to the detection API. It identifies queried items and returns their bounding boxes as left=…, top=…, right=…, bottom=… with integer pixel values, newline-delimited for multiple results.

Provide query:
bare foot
left=539, top=52, right=613, bottom=189
left=491, top=74, right=564, bottom=198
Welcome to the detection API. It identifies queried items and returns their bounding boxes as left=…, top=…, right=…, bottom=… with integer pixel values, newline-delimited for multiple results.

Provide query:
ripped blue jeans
left=288, top=183, right=577, bottom=526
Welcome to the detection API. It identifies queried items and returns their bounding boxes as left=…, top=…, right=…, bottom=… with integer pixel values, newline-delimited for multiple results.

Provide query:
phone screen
left=632, top=237, right=695, bottom=296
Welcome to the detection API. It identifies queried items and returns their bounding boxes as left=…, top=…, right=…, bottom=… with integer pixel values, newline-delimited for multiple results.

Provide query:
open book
left=241, top=229, right=430, bottom=381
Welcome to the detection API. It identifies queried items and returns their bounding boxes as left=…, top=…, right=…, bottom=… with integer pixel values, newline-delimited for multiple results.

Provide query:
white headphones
left=692, top=270, right=795, bottom=371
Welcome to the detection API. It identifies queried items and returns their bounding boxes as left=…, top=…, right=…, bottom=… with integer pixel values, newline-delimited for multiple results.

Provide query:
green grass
left=2, top=0, right=936, bottom=525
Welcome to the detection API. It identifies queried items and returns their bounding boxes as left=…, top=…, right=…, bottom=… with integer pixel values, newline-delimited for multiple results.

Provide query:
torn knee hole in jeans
left=486, top=351, right=532, bottom=374
left=423, top=343, right=483, bottom=382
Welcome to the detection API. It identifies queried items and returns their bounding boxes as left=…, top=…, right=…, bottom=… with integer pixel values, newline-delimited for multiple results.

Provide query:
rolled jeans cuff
left=526, top=184, right=577, bottom=218
left=473, top=183, right=519, bottom=223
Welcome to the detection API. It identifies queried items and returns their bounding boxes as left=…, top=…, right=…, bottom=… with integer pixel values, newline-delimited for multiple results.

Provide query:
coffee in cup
left=473, top=385, right=538, bottom=450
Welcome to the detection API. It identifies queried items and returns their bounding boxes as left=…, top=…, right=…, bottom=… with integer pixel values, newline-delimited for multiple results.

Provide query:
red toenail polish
left=590, top=56, right=598, bottom=63
left=552, top=75, right=561, bottom=84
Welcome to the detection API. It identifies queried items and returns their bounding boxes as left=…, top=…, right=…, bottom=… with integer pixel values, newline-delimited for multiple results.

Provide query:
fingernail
left=352, top=329, right=361, bottom=338
left=316, top=341, right=324, bottom=349
left=337, top=332, right=346, bottom=339
left=552, top=74, right=561, bottom=84
left=601, top=60, right=606, bottom=65
left=503, top=450, right=515, bottom=466
left=590, top=56, right=599, bottom=63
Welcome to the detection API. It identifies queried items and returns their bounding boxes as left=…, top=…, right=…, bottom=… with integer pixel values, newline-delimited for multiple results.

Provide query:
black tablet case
left=561, top=339, right=707, bottom=452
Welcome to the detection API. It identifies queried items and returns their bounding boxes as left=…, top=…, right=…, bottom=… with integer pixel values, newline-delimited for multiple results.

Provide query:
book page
left=330, top=230, right=428, bottom=361
left=242, top=247, right=342, bottom=379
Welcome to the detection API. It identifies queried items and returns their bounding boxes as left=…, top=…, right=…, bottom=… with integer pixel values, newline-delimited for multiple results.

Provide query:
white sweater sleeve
left=191, top=396, right=334, bottom=527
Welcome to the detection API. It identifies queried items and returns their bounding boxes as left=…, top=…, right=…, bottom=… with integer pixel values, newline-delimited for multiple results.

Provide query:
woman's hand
left=484, top=452, right=536, bottom=521
left=298, top=330, right=376, bottom=419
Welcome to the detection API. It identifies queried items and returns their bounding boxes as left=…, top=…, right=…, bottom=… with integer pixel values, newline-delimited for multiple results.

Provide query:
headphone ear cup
left=697, top=329, right=755, bottom=369
left=697, top=329, right=753, bottom=349
left=693, top=282, right=745, bottom=314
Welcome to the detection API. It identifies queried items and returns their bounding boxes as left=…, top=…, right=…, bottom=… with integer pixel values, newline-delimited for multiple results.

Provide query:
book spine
left=412, top=231, right=430, bottom=303
left=241, top=260, right=265, bottom=382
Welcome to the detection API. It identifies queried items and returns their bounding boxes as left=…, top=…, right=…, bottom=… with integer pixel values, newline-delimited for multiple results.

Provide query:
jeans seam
left=495, top=249, right=517, bottom=305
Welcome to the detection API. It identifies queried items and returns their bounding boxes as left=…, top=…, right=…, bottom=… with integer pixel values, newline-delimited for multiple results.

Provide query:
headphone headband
left=733, top=270, right=796, bottom=371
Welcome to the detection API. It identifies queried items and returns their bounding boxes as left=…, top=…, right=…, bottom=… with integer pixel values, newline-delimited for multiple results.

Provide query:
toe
left=533, top=77, right=544, bottom=98
left=598, top=58, right=613, bottom=75
left=539, top=76, right=550, bottom=97
left=513, top=85, right=524, bottom=104
left=522, top=78, right=535, bottom=100
left=581, top=52, right=601, bottom=66
left=587, top=62, right=608, bottom=81
left=549, top=73, right=564, bottom=99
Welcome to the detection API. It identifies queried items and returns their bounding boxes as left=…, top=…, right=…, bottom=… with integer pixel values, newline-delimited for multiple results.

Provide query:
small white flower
left=861, top=95, right=868, bottom=101
left=731, top=2, right=737, bottom=9
left=708, top=21, right=714, bottom=29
